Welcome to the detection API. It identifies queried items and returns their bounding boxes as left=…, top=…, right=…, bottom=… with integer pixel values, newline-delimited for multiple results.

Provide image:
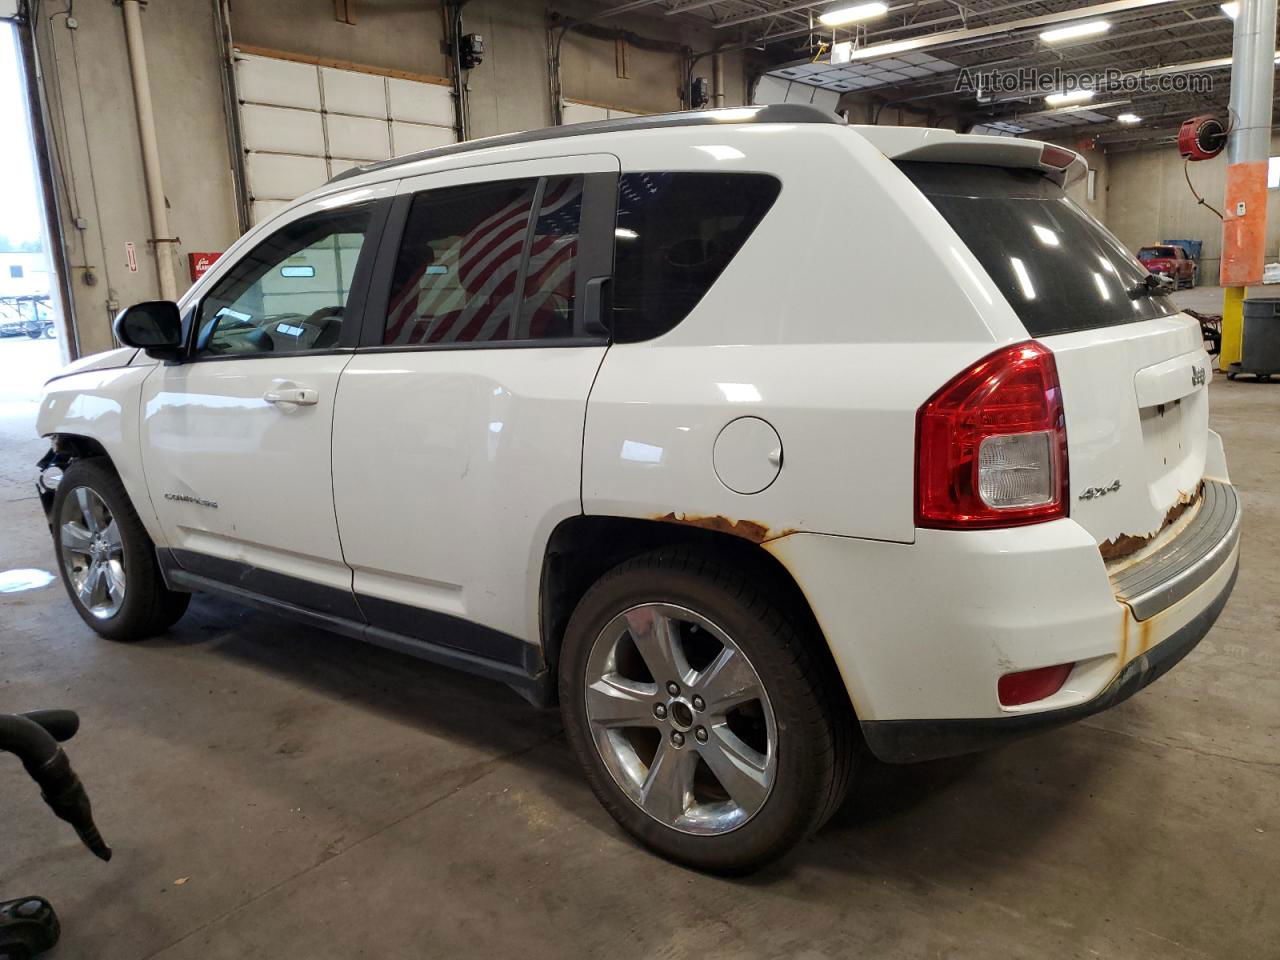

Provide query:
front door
left=139, top=186, right=392, bottom=617
left=331, top=155, right=618, bottom=665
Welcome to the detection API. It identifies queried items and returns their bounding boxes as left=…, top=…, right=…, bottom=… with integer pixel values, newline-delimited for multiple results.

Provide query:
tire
left=52, top=458, right=190, bottom=641
left=559, top=546, right=854, bottom=873
left=26, top=327, right=41, bottom=339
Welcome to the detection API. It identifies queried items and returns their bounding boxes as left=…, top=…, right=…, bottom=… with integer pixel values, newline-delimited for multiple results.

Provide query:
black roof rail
left=328, top=103, right=843, bottom=184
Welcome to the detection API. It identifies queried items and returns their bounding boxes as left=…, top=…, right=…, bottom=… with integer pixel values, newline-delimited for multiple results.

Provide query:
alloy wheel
left=58, top=486, right=127, bottom=620
left=583, top=602, right=777, bottom=836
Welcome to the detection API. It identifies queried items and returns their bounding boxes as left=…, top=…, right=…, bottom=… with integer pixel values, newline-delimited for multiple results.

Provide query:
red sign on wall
left=188, top=252, right=222, bottom=282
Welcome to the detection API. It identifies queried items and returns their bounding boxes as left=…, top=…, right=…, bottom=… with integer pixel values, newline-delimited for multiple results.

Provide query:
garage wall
left=1057, top=141, right=1109, bottom=226
left=30, top=0, right=239, bottom=356
left=228, top=0, right=449, bottom=78
left=1105, top=135, right=1280, bottom=281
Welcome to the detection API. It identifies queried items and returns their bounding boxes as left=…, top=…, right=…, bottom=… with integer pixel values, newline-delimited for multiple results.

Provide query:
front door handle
left=263, top=386, right=319, bottom=406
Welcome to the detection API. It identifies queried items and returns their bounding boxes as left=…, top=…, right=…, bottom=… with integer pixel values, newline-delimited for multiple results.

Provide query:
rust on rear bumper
left=1098, top=482, right=1205, bottom=563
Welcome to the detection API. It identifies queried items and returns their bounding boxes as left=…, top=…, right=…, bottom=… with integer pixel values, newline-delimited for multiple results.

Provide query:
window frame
left=358, top=168, right=618, bottom=352
left=179, top=196, right=392, bottom=364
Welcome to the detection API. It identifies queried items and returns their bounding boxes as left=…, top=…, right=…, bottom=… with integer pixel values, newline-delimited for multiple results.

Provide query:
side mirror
left=113, top=301, right=185, bottom=361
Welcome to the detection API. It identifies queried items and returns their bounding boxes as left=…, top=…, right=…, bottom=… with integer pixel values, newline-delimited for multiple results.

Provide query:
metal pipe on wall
left=214, top=0, right=250, bottom=236
left=120, top=0, right=177, bottom=302
left=1218, top=0, right=1277, bottom=370
left=446, top=0, right=471, bottom=141
left=712, top=52, right=725, bottom=107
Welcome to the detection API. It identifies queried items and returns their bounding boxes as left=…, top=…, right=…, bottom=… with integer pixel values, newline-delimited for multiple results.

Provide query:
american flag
left=384, top=177, right=582, bottom=345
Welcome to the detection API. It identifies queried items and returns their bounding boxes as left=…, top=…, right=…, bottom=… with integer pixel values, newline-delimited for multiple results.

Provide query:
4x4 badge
left=1192, top=365, right=1206, bottom=387
left=1078, top=480, right=1121, bottom=501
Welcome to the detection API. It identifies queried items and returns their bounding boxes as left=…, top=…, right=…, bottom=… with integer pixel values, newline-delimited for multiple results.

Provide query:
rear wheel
left=52, top=459, right=189, bottom=641
left=560, top=547, right=853, bottom=873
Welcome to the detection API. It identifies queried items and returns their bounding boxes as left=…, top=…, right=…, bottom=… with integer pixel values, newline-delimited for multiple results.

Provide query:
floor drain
left=0, top=568, right=56, bottom=593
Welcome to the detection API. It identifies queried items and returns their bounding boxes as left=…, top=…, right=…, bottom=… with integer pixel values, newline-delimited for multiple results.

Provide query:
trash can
left=1232, top=298, right=1280, bottom=382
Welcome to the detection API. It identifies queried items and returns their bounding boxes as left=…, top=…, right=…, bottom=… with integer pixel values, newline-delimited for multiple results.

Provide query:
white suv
left=36, top=105, right=1240, bottom=872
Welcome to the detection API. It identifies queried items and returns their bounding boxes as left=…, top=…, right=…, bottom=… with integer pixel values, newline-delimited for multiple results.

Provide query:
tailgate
left=1041, top=317, right=1211, bottom=551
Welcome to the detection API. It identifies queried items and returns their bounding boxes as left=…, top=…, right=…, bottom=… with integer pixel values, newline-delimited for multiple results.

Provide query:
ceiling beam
left=833, top=0, right=1192, bottom=61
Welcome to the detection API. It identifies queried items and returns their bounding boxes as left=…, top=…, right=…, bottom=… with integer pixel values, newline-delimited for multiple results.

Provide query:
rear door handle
left=263, top=386, right=319, bottom=406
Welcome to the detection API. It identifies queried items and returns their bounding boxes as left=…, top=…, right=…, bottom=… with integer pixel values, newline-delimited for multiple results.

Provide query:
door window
left=195, top=204, right=373, bottom=357
left=384, top=176, right=586, bottom=345
left=517, top=176, right=584, bottom=339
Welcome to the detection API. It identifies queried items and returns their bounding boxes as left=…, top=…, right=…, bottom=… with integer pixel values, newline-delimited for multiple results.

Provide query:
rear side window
left=612, top=172, right=781, bottom=343
left=518, top=176, right=584, bottom=340
left=899, top=162, right=1177, bottom=337
left=385, top=179, right=538, bottom=345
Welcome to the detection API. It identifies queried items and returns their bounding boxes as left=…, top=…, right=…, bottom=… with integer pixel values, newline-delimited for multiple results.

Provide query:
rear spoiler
left=850, top=126, right=1088, bottom=187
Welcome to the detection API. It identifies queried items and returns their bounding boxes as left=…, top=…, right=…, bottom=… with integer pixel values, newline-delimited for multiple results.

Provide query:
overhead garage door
left=562, top=100, right=641, bottom=125
left=234, top=51, right=456, bottom=225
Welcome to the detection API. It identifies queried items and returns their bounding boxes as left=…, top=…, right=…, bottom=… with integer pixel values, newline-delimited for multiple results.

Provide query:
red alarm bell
left=1178, top=115, right=1227, bottom=161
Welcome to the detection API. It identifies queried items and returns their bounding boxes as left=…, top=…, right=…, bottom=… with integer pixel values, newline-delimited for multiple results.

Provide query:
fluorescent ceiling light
left=1040, top=20, right=1110, bottom=43
left=1117, top=113, right=1141, bottom=123
left=1221, top=2, right=1239, bottom=18
left=844, top=38, right=916, bottom=60
left=1045, top=90, right=1095, bottom=106
left=819, top=2, right=888, bottom=26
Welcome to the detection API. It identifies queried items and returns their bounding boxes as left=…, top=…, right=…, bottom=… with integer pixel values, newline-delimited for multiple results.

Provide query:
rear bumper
left=764, top=480, right=1242, bottom=763
left=861, top=555, right=1238, bottom=762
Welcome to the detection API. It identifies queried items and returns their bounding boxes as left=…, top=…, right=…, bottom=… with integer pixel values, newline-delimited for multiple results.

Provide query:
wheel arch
left=538, top=514, right=849, bottom=712
left=37, top=433, right=116, bottom=522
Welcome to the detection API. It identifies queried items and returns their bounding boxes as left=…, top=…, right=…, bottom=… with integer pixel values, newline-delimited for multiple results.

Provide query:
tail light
left=916, top=341, right=1068, bottom=529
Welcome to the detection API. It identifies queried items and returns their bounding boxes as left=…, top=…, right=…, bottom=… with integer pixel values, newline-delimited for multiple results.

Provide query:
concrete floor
left=1, top=327, right=1277, bottom=959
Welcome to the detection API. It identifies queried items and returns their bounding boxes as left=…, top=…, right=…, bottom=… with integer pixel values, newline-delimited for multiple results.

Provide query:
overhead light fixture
left=1040, top=20, right=1110, bottom=43
left=1045, top=90, right=1095, bottom=106
left=844, top=38, right=916, bottom=60
left=1117, top=113, right=1141, bottom=123
left=818, top=2, right=889, bottom=27
left=1221, top=2, right=1239, bottom=18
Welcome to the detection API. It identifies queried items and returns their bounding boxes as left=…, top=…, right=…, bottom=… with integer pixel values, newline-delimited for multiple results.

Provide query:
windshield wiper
left=1128, top=273, right=1175, bottom=300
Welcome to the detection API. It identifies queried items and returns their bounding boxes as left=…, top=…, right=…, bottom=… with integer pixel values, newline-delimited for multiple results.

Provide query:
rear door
left=330, top=155, right=618, bottom=661
left=901, top=162, right=1212, bottom=552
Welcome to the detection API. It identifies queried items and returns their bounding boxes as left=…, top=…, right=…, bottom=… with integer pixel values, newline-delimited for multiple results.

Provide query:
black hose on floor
left=0, top=711, right=111, bottom=861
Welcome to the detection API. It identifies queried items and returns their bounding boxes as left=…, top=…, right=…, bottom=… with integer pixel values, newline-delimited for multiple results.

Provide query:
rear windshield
left=1138, top=246, right=1178, bottom=259
left=899, top=162, right=1177, bottom=337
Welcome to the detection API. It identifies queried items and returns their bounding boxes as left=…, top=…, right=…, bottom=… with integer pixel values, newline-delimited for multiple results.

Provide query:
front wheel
left=560, top=547, right=854, bottom=873
left=52, top=458, right=190, bottom=641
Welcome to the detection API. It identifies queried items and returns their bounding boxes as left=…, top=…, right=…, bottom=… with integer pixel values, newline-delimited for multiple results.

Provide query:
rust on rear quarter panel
left=1099, top=482, right=1204, bottom=563
left=653, top=512, right=795, bottom=544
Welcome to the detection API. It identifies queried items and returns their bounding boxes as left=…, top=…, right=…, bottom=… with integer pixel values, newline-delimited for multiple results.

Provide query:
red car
left=1137, top=244, right=1197, bottom=289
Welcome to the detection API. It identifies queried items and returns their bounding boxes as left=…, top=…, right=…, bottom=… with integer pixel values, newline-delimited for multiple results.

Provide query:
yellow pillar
left=1220, top=285, right=1245, bottom=371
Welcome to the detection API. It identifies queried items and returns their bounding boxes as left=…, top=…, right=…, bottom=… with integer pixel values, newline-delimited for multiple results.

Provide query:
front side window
left=196, top=204, right=372, bottom=357
left=612, top=172, right=781, bottom=343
